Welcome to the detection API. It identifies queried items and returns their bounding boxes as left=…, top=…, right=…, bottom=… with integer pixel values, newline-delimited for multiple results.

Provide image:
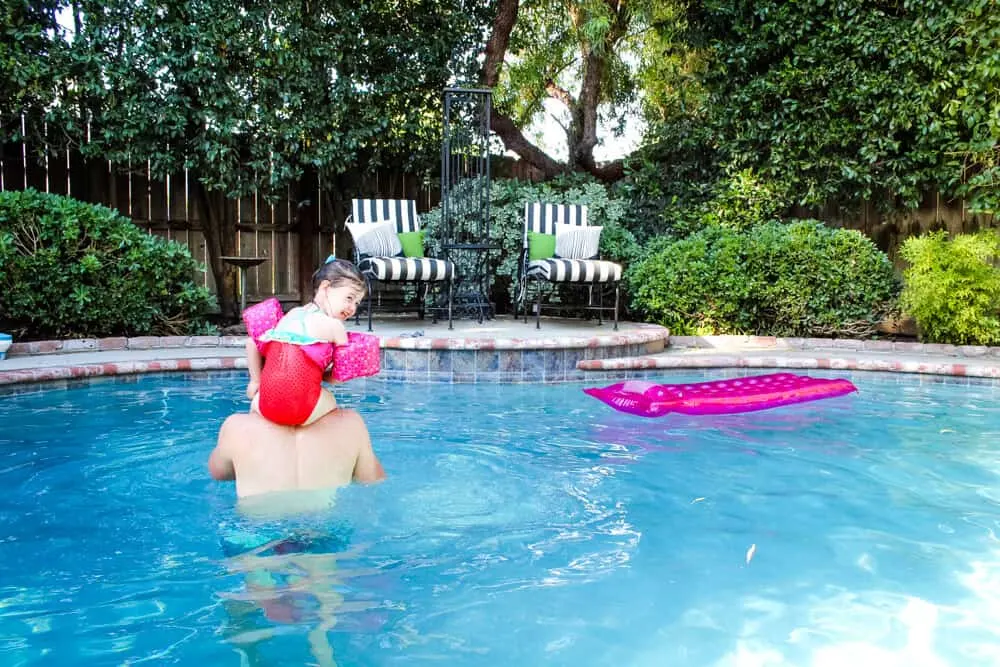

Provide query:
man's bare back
left=208, top=408, right=385, bottom=499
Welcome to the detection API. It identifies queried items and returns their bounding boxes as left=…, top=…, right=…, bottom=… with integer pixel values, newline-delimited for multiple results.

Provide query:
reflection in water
left=216, top=524, right=386, bottom=666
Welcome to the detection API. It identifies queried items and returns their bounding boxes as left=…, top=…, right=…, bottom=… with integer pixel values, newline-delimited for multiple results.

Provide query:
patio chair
left=515, top=202, right=622, bottom=330
left=346, top=198, right=454, bottom=331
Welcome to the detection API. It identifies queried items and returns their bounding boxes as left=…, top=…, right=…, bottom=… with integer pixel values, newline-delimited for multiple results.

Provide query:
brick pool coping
left=0, top=357, right=247, bottom=387
left=0, top=327, right=671, bottom=386
left=579, top=335, right=1000, bottom=379
left=4, top=330, right=1000, bottom=386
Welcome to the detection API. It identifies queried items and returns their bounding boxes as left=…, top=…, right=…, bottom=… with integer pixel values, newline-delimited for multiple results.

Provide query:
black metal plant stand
left=441, top=242, right=499, bottom=323
left=436, top=88, right=495, bottom=322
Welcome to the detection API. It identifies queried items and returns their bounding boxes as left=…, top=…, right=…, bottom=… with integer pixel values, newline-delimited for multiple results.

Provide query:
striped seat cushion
left=527, top=258, right=622, bottom=283
left=360, top=256, right=455, bottom=282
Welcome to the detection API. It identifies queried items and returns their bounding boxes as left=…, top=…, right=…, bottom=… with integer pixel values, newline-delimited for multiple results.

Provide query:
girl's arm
left=245, top=339, right=263, bottom=398
left=309, top=313, right=349, bottom=346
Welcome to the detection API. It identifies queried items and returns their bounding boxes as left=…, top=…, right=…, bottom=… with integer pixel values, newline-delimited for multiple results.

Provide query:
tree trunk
left=481, top=0, right=625, bottom=183
left=197, top=187, right=238, bottom=320
left=482, top=0, right=517, bottom=89
left=296, top=174, right=320, bottom=305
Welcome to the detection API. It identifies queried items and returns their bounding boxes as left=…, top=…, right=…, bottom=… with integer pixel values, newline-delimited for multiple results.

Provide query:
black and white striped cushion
left=526, top=258, right=622, bottom=283
left=523, top=202, right=588, bottom=249
left=351, top=199, right=420, bottom=233
left=555, top=225, right=602, bottom=259
left=360, top=257, right=455, bottom=282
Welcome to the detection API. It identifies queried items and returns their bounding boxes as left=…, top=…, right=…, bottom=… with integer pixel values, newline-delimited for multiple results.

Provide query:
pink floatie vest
left=242, top=298, right=381, bottom=382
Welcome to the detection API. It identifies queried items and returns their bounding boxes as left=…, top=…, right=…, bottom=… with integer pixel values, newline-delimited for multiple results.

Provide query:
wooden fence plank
left=25, top=150, right=47, bottom=192
left=0, top=137, right=444, bottom=304
left=0, top=142, right=21, bottom=190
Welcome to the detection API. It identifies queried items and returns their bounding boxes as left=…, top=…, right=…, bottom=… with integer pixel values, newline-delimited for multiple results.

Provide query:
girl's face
left=319, top=281, right=365, bottom=320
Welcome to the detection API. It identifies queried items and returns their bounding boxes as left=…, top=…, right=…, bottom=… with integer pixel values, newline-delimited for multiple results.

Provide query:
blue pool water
left=1, top=371, right=1000, bottom=666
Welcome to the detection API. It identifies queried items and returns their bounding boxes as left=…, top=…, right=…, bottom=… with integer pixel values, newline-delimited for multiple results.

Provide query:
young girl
left=245, top=258, right=367, bottom=426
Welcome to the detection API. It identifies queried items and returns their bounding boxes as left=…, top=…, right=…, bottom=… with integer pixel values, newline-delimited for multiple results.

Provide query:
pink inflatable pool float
left=584, top=373, right=857, bottom=417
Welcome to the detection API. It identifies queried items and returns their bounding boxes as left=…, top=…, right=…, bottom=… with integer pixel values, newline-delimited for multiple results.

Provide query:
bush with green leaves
left=629, top=220, right=899, bottom=337
left=616, top=118, right=722, bottom=243
left=0, top=189, right=214, bottom=339
left=696, top=169, right=791, bottom=232
left=688, top=0, right=999, bottom=213
left=618, top=126, right=792, bottom=243
left=627, top=225, right=752, bottom=334
left=899, top=230, right=1000, bottom=345
left=422, top=174, right=640, bottom=313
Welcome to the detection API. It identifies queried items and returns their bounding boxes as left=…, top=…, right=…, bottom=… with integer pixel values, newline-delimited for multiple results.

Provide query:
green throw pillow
left=397, top=231, right=425, bottom=258
left=528, top=232, right=556, bottom=261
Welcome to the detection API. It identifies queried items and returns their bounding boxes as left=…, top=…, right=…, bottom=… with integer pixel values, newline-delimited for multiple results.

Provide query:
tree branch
left=491, top=112, right=567, bottom=178
left=545, top=79, right=574, bottom=109
left=481, top=0, right=624, bottom=182
left=579, top=155, right=624, bottom=182
left=483, top=0, right=518, bottom=88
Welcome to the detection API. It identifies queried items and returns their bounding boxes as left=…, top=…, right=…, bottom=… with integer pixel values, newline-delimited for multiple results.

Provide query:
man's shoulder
left=221, top=412, right=253, bottom=431
left=319, top=407, right=362, bottom=426
left=308, top=408, right=368, bottom=442
left=219, top=412, right=274, bottom=441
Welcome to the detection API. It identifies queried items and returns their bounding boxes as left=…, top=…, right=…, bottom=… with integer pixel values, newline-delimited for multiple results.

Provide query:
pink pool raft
left=584, top=373, right=857, bottom=417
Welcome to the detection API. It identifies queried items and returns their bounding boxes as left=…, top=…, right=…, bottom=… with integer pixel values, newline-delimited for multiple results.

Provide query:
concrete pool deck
left=2, top=315, right=1000, bottom=387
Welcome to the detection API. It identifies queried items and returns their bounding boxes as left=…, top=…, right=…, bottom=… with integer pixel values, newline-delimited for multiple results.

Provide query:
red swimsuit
left=257, top=341, right=326, bottom=426
left=251, top=303, right=335, bottom=426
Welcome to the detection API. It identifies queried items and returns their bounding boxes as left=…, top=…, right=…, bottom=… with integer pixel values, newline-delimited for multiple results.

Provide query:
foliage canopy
left=680, top=0, right=1000, bottom=212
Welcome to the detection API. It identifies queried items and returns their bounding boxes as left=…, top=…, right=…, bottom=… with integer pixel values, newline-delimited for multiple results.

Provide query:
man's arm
left=347, top=412, right=385, bottom=483
left=208, top=416, right=238, bottom=481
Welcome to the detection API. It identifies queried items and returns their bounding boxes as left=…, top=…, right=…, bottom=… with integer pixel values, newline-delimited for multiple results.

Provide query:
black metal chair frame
left=516, top=251, right=620, bottom=331
left=352, top=250, right=454, bottom=332
left=346, top=199, right=455, bottom=332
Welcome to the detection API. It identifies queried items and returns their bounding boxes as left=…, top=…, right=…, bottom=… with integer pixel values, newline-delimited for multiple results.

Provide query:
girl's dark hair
left=312, top=258, right=366, bottom=295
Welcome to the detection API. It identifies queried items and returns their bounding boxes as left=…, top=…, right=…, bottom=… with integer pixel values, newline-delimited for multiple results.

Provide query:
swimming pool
left=1, top=371, right=998, bottom=665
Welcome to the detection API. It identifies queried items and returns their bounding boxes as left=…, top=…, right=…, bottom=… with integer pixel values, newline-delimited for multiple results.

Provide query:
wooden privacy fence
left=0, top=138, right=439, bottom=305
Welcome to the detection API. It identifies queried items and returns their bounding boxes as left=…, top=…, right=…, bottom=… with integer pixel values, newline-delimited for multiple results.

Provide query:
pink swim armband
left=331, top=332, right=381, bottom=381
left=242, top=298, right=285, bottom=353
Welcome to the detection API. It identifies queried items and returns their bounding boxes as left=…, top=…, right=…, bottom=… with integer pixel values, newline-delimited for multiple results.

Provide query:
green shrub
left=899, top=230, right=1000, bottom=345
left=616, top=118, right=722, bottom=243
left=629, top=220, right=899, bottom=337
left=697, top=169, right=790, bottom=232
left=618, top=134, right=792, bottom=243
left=0, top=189, right=214, bottom=339
left=422, top=174, right=640, bottom=313
left=627, top=225, right=752, bottom=334
left=741, top=220, right=900, bottom=336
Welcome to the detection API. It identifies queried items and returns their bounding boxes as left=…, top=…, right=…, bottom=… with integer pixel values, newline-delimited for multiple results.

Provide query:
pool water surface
left=1, top=371, right=999, bottom=665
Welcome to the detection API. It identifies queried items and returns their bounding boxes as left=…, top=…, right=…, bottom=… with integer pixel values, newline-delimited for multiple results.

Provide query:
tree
left=0, top=0, right=69, bottom=144
left=23, top=0, right=488, bottom=318
left=482, top=0, right=659, bottom=182
left=947, top=0, right=1000, bottom=214
left=685, top=0, right=1000, bottom=211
